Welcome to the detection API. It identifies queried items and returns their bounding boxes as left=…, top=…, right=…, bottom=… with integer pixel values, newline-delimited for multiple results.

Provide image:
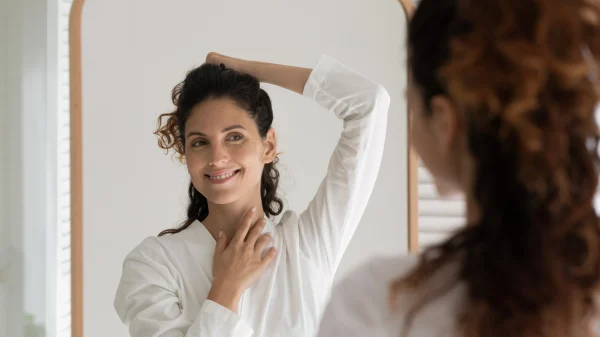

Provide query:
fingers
left=215, top=231, right=227, bottom=255
left=254, top=232, right=271, bottom=252
left=205, top=52, right=221, bottom=64
left=260, top=247, right=277, bottom=266
left=246, top=219, right=266, bottom=245
left=232, top=207, right=257, bottom=245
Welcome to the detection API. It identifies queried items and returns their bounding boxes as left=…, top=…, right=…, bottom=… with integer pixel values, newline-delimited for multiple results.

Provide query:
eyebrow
left=186, top=124, right=246, bottom=138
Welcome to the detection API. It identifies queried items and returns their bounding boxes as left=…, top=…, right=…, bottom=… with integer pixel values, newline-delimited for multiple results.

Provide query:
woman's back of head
left=398, top=0, right=600, bottom=336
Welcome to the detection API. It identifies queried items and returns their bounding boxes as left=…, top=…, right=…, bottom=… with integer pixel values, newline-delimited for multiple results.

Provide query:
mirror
left=70, top=0, right=412, bottom=336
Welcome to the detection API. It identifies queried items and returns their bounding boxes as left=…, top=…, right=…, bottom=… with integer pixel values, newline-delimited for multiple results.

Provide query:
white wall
left=81, top=1, right=408, bottom=336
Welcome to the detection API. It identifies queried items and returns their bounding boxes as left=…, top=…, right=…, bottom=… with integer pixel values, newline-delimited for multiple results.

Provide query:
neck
left=202, top=189, right=265, bottom=240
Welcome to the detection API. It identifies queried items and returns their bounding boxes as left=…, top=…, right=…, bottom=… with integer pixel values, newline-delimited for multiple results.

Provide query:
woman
left=317, top=0, right=600, bottom=336
left=114, top=53, right=390, bottom=337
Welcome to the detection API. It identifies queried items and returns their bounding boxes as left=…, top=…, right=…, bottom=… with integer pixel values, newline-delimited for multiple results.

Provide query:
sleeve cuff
left=302, top=54, right=337, bottom=99
left=200, top=300, right=254, bottom=336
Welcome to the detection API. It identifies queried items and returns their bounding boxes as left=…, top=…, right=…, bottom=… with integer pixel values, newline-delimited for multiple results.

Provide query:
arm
left=114, top=237, right=254, bottom=337
left=297, top=55, right=390, bottom=276
left=205, top=52, right=312, bottom=94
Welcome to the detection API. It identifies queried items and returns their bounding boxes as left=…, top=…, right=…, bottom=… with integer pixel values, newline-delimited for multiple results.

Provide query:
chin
left=203, top=191, right=242, bottom=205
left=435, top=180, right=463, bottom=199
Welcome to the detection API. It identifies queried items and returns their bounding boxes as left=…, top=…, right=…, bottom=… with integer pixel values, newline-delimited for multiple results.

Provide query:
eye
left=191, top=139, right=208, bottom=147
left=227, top=133, right=244, bottom=142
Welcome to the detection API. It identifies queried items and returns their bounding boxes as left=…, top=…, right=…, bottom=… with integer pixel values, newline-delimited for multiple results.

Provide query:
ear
left=429, top=95, right=460, bottom=151
left=262, top=128, right=277, bottom=164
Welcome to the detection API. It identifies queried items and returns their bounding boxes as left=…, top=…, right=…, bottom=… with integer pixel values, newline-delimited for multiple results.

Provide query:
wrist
left=239, top=60, right=265, bottom=82
left=207, top=280, right=243, bottom=312
left=212, top=278, right=244, bottom=297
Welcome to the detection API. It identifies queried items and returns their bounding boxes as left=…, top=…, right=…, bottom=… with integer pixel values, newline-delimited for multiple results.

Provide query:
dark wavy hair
left=393, top=0, right=600, bottom=336
left=154, top=63, right=283, bottom=236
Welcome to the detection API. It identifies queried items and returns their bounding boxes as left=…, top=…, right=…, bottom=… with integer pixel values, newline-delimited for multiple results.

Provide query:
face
left=409, top=84, right=465, bottom=197
left=184, top=97, right=276, bottom=205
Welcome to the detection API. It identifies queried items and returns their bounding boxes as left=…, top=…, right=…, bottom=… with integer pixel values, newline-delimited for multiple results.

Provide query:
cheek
left=411, top=115, right=446, bottom=180
left=185, top=152, right=204, bottom=175
left=234, top=147, right=266, bottom=187
left=232, top=143, right=264, bottom=171
left=412, top=117, right=462, bottom=196
left=411, top=114, right=433, bottom=162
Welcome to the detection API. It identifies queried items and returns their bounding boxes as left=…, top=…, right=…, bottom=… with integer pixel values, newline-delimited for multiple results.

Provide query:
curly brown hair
left=395, top=0, right=600, bottom=336
left=155, top=63, right=283, bottom=236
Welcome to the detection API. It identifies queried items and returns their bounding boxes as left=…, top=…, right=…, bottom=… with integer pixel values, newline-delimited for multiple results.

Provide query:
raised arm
left=205, top=52, right=312, bottom=94
left=296, top=55, right=389, bottom=276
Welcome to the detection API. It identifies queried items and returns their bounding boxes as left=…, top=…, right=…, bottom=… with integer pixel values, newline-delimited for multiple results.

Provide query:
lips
left=204, top=169, right=241, bottom=183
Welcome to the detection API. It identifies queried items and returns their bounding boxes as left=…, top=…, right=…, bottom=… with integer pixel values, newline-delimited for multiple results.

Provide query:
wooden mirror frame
left=68, top=1, right=418, bottom=336
left=397, top=0, right=419, bottom=253
left=69, top=0, right=84, bottom=336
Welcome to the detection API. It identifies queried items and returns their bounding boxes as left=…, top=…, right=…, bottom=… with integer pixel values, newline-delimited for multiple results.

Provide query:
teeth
left=209, top=171, right=236, bottom=180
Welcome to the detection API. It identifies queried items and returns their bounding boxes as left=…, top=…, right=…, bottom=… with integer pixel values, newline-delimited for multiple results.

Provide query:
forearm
left=239, top=60, right=312, bottom=95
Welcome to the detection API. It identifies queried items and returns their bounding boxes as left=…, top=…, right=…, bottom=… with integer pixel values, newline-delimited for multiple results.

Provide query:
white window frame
left=1, top=0, right=72, bottom=336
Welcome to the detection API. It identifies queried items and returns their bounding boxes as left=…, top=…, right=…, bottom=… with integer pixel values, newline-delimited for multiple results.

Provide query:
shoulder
left=275, top=210, right=299, bottom=226
left=114, top=235, right=185, bottom=322
left=117, top=235, right=184, bottom=294
left=119, top=236, right=173, bottom=283
left=122, top=231, right=190, bottom=274
left=318, top=255, right=418, bottom=335
left=126, top=236, right=169, bottom=262
left=125, top=224, right=198, bottom=262
left=332, top=254, right=418, bottom=310
left=354, top=254, right=418, bottom=281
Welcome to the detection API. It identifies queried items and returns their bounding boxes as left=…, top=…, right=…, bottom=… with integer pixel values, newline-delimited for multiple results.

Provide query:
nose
left=208, top=143, right=229, bottom=166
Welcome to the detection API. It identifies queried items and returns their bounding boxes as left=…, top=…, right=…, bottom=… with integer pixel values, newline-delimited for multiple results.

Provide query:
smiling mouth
left=205, top=169, right=241, bottom=183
